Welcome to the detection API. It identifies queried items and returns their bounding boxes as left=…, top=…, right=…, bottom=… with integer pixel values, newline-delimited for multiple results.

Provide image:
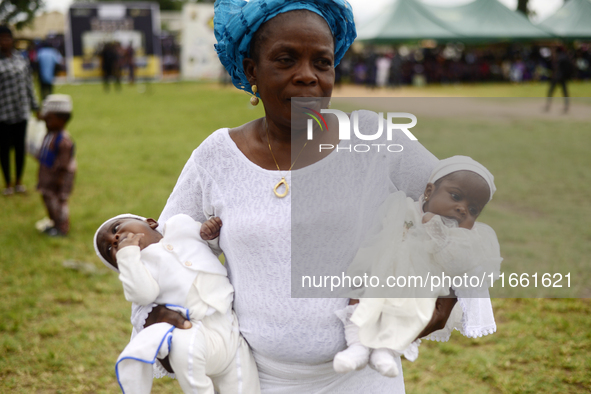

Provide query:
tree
left=0, top=0, right=44, bottom=29
left=516, top=0, right=538, bottom=19
left=516, top=0, right=529, bottom=16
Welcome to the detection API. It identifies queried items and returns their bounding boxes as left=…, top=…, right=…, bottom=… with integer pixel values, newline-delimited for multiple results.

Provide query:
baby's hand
left=119, top=233, right=144, bottom=249
left=200, top=217, right=223, bottom=240
left=422, top=212, right=436, bottom=224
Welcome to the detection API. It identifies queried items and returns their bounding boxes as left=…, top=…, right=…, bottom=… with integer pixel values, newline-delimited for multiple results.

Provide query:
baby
left=36, top=94, right=76, bottom=236
left=334, top=156, right=502, bottom=377
left=94, top=213, right=260, bottom=394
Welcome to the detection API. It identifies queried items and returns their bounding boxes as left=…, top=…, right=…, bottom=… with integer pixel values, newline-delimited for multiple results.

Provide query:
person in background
left=100, top=42, right=121, bottom=92
left=545, top=46, right=573, bottom=114
left=123, top=41, right=135, bottom=84
left=27, top=41, right=38, bottom=76
left=36, top=94, right=76, bottom=236
left=375, top=54, right=391, bottom=88
left=36, top=41, right=63, bottom=101
left=388, top=49, right=402, bottom=88
left=0, top=25, right=39, bottom=196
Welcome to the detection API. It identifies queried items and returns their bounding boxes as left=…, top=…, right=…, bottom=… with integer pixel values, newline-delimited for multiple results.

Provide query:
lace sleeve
left=159, top=151, right=208, bottom=224
left=130, top=303, right=154, bottom=336
left=420, top=220, right=500, bottom=341
left=423, top=297, right=497, bottom=342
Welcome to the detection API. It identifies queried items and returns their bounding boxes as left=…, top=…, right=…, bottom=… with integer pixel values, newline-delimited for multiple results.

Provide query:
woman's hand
left=416, top=293, right=457, bottom=339
left=144, top=305, right=192, bottom=329
left=144, top=305, right=192, bottom=374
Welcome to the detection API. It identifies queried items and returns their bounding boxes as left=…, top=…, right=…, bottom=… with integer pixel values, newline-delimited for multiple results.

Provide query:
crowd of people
left=335, top=43, right=590, bottom=87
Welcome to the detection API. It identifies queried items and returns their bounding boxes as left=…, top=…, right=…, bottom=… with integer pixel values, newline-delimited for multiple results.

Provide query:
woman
left=0, top=25, right=39, bottom=195
left=135, top=1, right=491, bottom=392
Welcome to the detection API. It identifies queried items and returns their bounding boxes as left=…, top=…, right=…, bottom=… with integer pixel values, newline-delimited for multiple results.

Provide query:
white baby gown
left=347, top=191, right=502, bottom=354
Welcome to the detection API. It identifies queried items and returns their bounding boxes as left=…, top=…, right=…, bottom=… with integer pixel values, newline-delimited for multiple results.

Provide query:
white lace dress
left=347, top=192, right=502, bottom=354
left=131, top=111, right=493, bottom=393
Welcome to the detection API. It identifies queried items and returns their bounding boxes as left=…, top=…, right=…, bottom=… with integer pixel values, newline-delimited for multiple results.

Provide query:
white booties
left=369, top=348, right=399, bottom=377
left=333, top=305, right=370, bottom=373
left=369, top=339, right=421, bottom=378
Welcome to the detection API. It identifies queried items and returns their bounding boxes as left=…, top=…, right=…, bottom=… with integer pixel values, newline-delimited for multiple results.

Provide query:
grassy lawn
left=1, top=81, right=590, bottom=393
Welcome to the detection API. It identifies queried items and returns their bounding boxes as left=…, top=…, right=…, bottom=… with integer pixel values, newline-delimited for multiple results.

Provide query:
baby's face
left=43, top=112, right=66, bottom=131
left=423, top=171, right=490, bottom=229
left=96, top=218, right=162, bottom=269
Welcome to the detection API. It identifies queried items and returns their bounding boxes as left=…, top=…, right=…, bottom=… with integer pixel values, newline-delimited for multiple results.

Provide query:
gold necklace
left=264, top=119, right=308, bottom=198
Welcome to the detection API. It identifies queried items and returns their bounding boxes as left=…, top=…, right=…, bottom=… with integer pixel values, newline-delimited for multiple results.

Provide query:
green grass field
left=1, top=81, right=590, bottom=393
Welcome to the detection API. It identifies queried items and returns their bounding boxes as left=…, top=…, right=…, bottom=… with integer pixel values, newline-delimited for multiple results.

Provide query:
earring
left=250, top=85, right=259, bottom=106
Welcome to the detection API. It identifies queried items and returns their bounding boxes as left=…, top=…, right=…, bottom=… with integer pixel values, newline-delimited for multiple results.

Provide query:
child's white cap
left=93, top=214, right=146, bottom=273
left=41, top=94, right=73, bottom=116
left=429, top=155, right=496, bottom=201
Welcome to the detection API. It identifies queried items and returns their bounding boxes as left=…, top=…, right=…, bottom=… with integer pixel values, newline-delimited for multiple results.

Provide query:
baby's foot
left=369, top=348, right=399, bottom=377
left=333, top=344, right=370, bottom=373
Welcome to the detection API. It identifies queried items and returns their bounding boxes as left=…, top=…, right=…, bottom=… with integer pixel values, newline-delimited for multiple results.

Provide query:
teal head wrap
left=214, top=0, right=356, bottom=95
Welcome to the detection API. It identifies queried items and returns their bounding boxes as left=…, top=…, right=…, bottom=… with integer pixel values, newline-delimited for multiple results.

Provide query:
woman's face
left=244, top=11, right=335, bottom=130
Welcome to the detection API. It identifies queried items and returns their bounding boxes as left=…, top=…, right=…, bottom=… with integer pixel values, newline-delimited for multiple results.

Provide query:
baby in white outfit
left=334, top=156, right=502, bottom=377
left=94, top=213, right=260, bottom=394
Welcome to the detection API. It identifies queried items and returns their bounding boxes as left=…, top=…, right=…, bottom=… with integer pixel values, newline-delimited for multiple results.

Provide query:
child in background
left=94, top=213, right=260, bottom=394
left=36, top=94, right=76, bottom=236
left=334, top=156, right=502, bottom=377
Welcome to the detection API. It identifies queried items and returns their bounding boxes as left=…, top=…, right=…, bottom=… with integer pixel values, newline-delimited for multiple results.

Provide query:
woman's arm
left=148, top=150, right=219, bottom=322
left=382, top=120, right=451, bottom=337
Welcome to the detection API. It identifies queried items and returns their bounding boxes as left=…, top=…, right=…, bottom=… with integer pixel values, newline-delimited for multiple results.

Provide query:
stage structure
left=180, top=3, right=223, bottom=80
left=66, top=2, right=161, bottom=81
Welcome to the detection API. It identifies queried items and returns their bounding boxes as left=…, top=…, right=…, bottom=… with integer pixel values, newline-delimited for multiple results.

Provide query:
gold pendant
left=273, top=177, right=289, bottom=198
